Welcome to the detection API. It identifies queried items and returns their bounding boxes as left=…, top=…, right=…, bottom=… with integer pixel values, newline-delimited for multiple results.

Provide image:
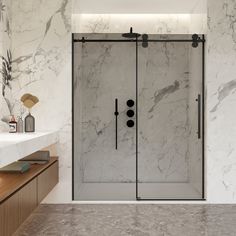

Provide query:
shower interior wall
left=73, top=34, right=203, bottom=200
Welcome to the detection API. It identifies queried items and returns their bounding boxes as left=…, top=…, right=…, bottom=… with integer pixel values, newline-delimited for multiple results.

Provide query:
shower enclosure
left=72, top=32, right=205, bottom=201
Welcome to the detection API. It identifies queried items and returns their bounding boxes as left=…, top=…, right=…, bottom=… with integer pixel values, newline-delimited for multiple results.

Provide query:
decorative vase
left=24, top=112, right=35, bottom=132
left=17, top=116, right=24, bottom=133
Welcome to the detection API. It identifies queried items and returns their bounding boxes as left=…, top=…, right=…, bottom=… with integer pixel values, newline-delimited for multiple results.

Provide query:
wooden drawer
left=37, top=161, right=58, bottom=203
left=19, top=178, right=38, bottom=224
left=0, top=158, right=58, bottom=235
left=0, top=203, right=4, bottom=236
left=2, top=192, right=20, bottom=236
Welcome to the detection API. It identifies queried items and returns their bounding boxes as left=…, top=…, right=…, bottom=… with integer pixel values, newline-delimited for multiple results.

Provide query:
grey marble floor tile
left=14, top=204, right=236, bottom=236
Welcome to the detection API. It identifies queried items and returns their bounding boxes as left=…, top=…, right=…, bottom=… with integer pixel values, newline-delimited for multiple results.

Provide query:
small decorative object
left=24, top=113, right=35, bottom=132
left=20, top=93, right=39, bottom=133
left=19, top=151, right=50, bottom=164
left=9, top=115, right=17, bottom=133
left=17, top=116, right=24, bottom=133
left=0, top=161, right=30, bottom=173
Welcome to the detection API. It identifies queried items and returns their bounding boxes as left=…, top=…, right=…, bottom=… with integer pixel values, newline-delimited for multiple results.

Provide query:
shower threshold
left=76, top=183, right=201, bottom=201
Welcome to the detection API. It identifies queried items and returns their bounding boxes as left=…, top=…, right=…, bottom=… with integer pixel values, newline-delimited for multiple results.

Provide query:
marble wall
left=0, top=0, right=72, bottom=203
left=138, top=38, right=193, bottom=183
left=0, top=0, right=4, bottom=104
left=72, top=14, right=207, bottom=34
left=207, top=0, right=236, bottom=202
left=0, top=0, right=3, bottom=69
left=0, top=0, right=12, bottom=131
left=74, top=35, right=137, bottom=183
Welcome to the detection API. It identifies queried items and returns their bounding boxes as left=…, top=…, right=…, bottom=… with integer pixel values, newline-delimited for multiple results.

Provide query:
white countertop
left=0, top=131, right=59, bottom=167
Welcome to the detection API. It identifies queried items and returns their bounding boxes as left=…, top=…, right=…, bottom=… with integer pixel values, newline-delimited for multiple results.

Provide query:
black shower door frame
left=72, top=34, right=206, bottom=201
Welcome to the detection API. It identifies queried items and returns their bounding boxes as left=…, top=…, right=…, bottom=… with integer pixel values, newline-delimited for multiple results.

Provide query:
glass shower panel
left=73, top=34, right=136, bottom=200
left=137, top=35, right=203, bottom=199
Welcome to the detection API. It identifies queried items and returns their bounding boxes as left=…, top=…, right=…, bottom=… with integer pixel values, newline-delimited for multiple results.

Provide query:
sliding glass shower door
left=137, top=35, right=204, bottom=200
left=73, top=34, right=137, bottom=200
left=73, top=33, right=204, bottom=201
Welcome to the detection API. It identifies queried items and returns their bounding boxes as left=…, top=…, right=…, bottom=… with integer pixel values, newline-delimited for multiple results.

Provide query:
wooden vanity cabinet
left=19, top=178, right=38, bottom=224
left=2, top=192, right=20, bottom=236
left=0, top=203, right=3, bottom=236
left=0, top=157, right=58, bottom=236
left=38, top=161, right=58, bottom=203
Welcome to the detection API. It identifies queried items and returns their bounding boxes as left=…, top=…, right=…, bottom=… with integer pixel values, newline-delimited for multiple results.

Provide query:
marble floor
left=14, top=204, right=236, bottom=236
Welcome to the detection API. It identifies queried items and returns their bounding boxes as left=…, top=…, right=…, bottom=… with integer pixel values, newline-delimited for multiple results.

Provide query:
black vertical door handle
left=114, top=99, right=119, bottom=149
left=196, top=94, right=201, bottom=139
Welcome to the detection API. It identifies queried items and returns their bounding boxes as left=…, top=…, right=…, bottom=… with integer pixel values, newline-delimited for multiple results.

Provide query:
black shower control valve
left=127, top=120, right=135, bottom=128
left=127, top=110, right=134, bottom=117
left=127, top=99, right=135, bottom=107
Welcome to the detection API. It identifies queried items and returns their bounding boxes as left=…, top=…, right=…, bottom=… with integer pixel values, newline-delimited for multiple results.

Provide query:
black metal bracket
left=192, top=34, right=201, bottom=48
left=142, top=34, right=149, bottom=48
left=81, top=37, right=86, bottom=43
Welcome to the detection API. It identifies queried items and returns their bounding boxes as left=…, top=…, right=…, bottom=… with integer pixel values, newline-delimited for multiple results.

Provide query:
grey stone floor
left=14, top=204, right=236, bottom=236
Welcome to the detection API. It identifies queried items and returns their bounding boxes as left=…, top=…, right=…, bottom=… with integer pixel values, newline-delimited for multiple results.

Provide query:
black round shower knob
left=126, top=110, right=135, bottom=117
left=127, top=120, right=135, bottom=128
left=127, top=99, right=135, bottom=107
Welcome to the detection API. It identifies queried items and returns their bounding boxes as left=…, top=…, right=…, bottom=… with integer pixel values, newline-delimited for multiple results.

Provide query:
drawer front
left=0, top=159, right=58, bottom=235
left=0, top=204, right=4, bottom=236
left=19, top=178, right=38, bottom=224
left=37, top=161, right=59, bottom=203
left=3, top=192, right=20, bottom=236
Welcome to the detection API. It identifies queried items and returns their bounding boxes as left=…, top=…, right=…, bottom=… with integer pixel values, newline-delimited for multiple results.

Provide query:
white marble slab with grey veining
left=0, top=131, right=59, bottom=167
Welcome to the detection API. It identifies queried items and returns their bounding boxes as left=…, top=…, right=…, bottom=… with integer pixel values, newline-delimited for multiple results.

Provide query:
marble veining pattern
left=72, top=14, right=207, bottom=34
left=148, top=80, right=180, bottom=113
left=0, top=131, right=58, bottom=167
left=74, top=38, right=136, bottom=183
left=0, top=0, right=72, bottom=202
left=14, top=204, right=236, bottom=236
left=207, top=0, right=236, bottom=202
left=0, top=0, right=12, bottom=130
left=137, top=40, right=196, bottom=183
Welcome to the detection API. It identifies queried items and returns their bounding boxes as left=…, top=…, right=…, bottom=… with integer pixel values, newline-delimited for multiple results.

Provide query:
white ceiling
left=73, top=0, right=207, bottom=14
